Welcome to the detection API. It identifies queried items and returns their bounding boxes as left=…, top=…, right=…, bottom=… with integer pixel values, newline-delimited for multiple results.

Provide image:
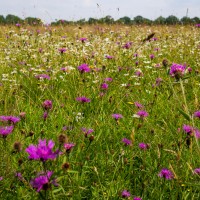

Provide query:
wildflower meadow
left=0, top=24, right=200, bottom=199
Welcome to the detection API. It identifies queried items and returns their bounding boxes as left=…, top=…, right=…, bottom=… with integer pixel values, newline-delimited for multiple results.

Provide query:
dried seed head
left=62, top=162, right=70, bottom=170
left=13, top=141, right=22, bottom=152
left=89, top=135, right=95, bottom=142
left=58, top=134, right=67, bottom=144
left=162, top=59, right=168, bottom=67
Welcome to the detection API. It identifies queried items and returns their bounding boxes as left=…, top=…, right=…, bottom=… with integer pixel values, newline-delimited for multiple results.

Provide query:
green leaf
left=178, top=108, right=191, bottom=121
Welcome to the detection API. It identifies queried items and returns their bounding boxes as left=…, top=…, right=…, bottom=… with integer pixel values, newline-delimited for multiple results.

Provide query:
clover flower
left=158, top=168, right=174, bottom=180
left=26, top=139, right=59, bottom=162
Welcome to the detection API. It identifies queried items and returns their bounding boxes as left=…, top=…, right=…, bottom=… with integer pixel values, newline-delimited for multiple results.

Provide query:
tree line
left=0, top=14, right=200, bottom=25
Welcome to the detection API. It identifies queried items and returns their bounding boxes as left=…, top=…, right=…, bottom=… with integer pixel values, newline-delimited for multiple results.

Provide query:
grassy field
left=0, top=24, right=200, bottom=199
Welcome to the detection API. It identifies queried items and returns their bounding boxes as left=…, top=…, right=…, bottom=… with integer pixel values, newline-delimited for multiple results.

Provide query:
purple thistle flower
left=195, top=24, right=200, bottom=27
left=137, top=110, right=148, bottom=118
left=134, top=197, right=142, bottom=200
left=76, top=96, right=91, bottom=103
left=16, top=23, right=21, bottom=27
left=58, top=48, right=67, bottom=53
left=122, top=138, right=132, bottom=146
left=194, top=129, right=200, bottom=139
left=194, top=168, right=200, bottom=175
left=122, top=190, right=131, bottom=198
left=194, top=111, right=200, bottom=119
left=150, top=54, right=155, bottom=59
left=101, top=83, right=108, bottom=90
left=183, top=124, right=193, bottom=135
left=43, top=111, right=48, bottom=120
left=134, top=102, right=143, bottom=109
left=169, top=63, right=186, bottom=80
left=30, top=171, right=57, bottom=192
left=0, top=116, right=20, bottom=124
left=135, top=70, right=143, bottom=77
left=0, top=126, right=14, bottom=137
left=42, top=100, right=52, bottom=110
left=139, top=143, right=149, bottom=150
left=77, top=64, right=90, bottom=73
left=104, top=77, right=113, bottom=82
left=35, top=74, right=50, bottom=80
left=105, top=55, right=113, bottom=59
left=80, top=37, right=87, bottom=42
left=158, top=168, right=174, bottom=180
left=64, top=143, right=75, bottom=152
left=112, top=113, right=123, bottom=120
left=122, top=42, right=132, bottom=49
left=81, top=128, right=94, bottom=136
left=26, top=139, right=58, bottom=162
left=155, top=78, right=163, bottom=86
left=0, top=177, right=3, bottom=181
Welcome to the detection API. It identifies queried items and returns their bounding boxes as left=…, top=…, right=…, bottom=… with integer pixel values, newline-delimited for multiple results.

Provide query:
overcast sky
left=0, top=0, right=199, bottom=23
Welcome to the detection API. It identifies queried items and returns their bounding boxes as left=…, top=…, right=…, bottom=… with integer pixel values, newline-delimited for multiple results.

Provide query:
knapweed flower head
left=80, top=37, right=87, bottom=42
left=101, top=83, right=108, bottom=90
left=0, top=126, right=14, bottom=137
left=137, top=110, right=148, bottom=118
left=122, top=138, right=132, bottom=146
left=104, top=77, right=113, bottom=82
left=194, top=111, right=200, bottom=119
left=121, top=190, right=131, bottom=198
left=193, top=168, right=200, bottom=175
left=81, top=128, right=94, bottom=136
left=64, top=143, right=75, bottom=152
left=150, top=54, right=155, bottom=59
left=26, top=139, right=58, bottom=162
left=35, top=74, right=50, bottom=80
left=77, top=63, right=90, bottom=73
left=183, top=124, right=193, bottom=135
left=195, top=24, right=200, bottom=27
left=134, top=197, right=142, bottom=200
left=16, top=23, right=21, bottom=27
left=122, top=42, right=132, bottom=49
left=194, top=129, right=200, bottom=139
left=0, top=177, right=3, bottom=181
left=58, top=48, right=67, bottom=53
left=139, top=143, right=149, bottom=150
left=105, top=55, right=113, bottom=59
left=76, top=96, right=91, bottom=103
left=30, top=171, right=58, bottom=192
left=155, top=77, right=163, bottom=86
left=112, top=113, right=123, bottom=120
left=135, top=70, right=143, bottom=77
left=0, top=116, right=20, bottom=124
left=158, top=168, right=174, bottom=180
left=42, top=100, right=52, bottom=110
left=134, top=102, right=143, bottom=109
left=169, top=63, right=186, bottom=80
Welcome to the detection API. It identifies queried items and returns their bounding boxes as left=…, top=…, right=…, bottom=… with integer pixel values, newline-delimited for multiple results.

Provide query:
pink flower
left=26, top=139, right=59, bottom=162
